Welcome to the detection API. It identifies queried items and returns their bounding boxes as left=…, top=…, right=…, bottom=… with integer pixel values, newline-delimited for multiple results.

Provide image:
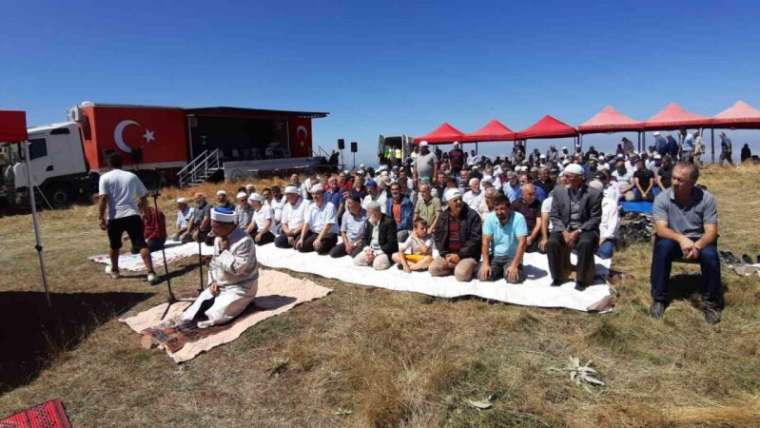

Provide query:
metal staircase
left=177, top=149, right=223, bottom=188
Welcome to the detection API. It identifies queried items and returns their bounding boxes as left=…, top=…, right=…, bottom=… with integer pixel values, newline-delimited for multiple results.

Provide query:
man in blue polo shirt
left=650, top=161, right=722, bottom=324
left=478, top=194, right=528, bottom=283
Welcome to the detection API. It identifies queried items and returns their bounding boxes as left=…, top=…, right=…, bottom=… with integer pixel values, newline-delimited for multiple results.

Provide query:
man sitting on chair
left=546, top=163, right=602, bottom=290
left=650, top=161, right=722, bottom=324
left=181, top=207, right=259, bottom=328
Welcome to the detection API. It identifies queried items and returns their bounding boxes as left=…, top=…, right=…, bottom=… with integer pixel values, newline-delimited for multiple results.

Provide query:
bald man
left=511, top=183, right=542, bottom=252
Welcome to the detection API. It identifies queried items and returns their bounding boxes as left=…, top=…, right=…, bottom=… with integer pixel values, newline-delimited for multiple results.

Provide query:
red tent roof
left=711, top=100, right=760, bottom=128
left=0, top=110, right=27, bottom=142
left=643, top=103, right=710, bottom=130
left=578, top=106, right=642, bottom=133
left=461, top=119, right=515, bottom=142
left=516, top=115, right=577, bottom=139
left=413, top=122, right=466, bottom=144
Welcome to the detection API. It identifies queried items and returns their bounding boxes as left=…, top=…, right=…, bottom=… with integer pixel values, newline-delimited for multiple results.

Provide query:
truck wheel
left=44, top=183, right=73, bottom=208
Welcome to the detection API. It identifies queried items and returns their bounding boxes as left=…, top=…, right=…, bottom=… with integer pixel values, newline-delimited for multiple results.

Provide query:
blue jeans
left=650, top=238, right=722, bottom=304
left=596, top=239, right=615, bottom=259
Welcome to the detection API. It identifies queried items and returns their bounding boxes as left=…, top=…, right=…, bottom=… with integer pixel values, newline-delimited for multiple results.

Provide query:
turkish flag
left=0, top=110, right=28, bottom=142
left=288, top=117, right=312, bottom=158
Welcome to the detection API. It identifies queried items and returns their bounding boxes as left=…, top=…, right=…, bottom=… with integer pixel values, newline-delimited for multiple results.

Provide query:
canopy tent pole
left=22, top=140, right=51, bottom=307
left=711, top=128, right=715, bottom=164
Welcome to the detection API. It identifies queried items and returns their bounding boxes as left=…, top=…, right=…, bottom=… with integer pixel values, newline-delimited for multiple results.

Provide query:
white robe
left=182, top=228, right=259, bottom=328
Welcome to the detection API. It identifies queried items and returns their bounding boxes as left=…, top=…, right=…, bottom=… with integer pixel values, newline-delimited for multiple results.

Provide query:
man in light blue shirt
left=330, top=192, right=367, bottom=258
left=478, top=194, right=528, bottom=283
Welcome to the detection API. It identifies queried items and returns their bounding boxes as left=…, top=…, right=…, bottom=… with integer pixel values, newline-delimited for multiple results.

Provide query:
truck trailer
left=4, top=102, right=330, bottom=207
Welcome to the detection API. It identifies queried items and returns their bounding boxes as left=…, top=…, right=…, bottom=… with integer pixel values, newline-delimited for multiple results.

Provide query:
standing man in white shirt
left=296, top=184, right=339, bottom=254
left=274, top=185, right=307, bottom=249
left=97, top=153, right=157, bottom=283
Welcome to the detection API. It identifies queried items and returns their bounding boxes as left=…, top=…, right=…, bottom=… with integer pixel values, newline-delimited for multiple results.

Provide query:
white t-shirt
left=98, top=169, right=147, bottom=220
left=541, top=196, right=553, bottom=232
left=253, top=205, right=273, bottom=230
left=399, top=234, right=433, bottom=255
left=362, top=192, right=387, bottom=214
left=269, top=197, right=285, bottom=224
left=281, top=198, right=307, bottom=231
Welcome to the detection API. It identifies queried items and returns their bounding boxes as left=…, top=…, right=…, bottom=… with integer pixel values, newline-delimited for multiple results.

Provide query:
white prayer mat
left=120, top=269, right=332, bottom=363
left=255, top=243, right=614, bottom=312
left=89, top=239, right=214, bottom=272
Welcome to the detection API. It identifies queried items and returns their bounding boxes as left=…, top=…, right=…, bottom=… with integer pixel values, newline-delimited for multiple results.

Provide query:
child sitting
left=392, top=217, right=434, bottom=272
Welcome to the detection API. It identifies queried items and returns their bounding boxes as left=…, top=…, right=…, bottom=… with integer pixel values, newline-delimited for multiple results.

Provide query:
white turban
left=176, top=197, right=188, bottom=204
left=216, top=190, right=227, bottom=196
left=310, top=183, right=324, bottom=194
left=210, top=207, right=235, bottom=223
left=248, top=192, right=264, bottom=203
left=236, top=191, right=248, bottom=200
left=284, top=185, right=299, bottom=194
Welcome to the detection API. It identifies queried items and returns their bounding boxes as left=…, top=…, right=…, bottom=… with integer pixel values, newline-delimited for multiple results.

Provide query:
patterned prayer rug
left=0, top=400, right=71, bottom=428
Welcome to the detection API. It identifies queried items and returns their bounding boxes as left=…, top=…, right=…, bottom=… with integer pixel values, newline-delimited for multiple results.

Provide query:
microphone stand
left=150, top=192, right=178, bottom=320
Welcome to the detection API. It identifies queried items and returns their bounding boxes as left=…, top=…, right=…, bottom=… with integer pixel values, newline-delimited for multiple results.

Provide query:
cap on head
left=444, top=188, right=462, bottom=202
left=177, top=197, right=188, bottom=204
left=248, top=192, right=264, bottom=203
left=564, top=163, right=584, bottom=176
left=210, top=207, right=236, bottom=223
left=419, top=140, right=429, bottom=147
left=236, top=191, right=248, bottom=200
left=284, top=185, right=299, bottom=195
left=310, top=183, right=324, bottom=194
left=216, top=190, right=227, bottom=197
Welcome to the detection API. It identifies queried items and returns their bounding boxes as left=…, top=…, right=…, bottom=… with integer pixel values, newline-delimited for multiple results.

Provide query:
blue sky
left=3, top=1, right=760, bottom=165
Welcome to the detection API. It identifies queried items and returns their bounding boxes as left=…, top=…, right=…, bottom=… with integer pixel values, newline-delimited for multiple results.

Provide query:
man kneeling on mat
left=478, top=194, right=528, bottom=283
left=181, top=207, right=259, bottom=328
left=354, top=201, right=398, bottom=270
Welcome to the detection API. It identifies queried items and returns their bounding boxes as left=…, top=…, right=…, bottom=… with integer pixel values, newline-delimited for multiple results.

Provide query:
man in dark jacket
left=429, top=188, right=482, bottom=281
left=546, top=164, right=603, bottom=290
left=354, top=200, right=398, bottom=270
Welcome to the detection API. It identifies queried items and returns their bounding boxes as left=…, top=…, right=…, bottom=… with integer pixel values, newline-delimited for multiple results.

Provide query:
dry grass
left=1, top=165, right=759, bottom=427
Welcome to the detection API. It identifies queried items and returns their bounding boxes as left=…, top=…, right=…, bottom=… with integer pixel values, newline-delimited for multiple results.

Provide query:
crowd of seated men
left=173, top=139, right=724, bottom=324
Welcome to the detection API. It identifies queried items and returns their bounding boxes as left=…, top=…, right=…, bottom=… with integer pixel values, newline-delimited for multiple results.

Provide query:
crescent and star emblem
left=113, top=120, right=156, bottom=153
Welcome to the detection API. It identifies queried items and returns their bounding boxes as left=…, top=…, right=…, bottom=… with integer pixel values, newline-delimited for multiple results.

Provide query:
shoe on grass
left=649, top=301, right=666, bottom=319
left=105, top=265, right=120, bottom=279
left=703, top=302, right=722, bottom=325
left=147, top=272, right=159, bottom=284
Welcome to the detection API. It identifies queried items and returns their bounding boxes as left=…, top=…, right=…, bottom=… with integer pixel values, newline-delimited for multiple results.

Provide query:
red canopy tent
left=642, top=103, right=710, bottom=130
left=461, top=119, right=515, bottom=142
left=516, top=115, right=578, bottom=139
left=578, top=106, right=642, bottom=133
left=0, top=110, right=50, bottom=306
left=413, top=122, right=466, bottom=144
left=711, top=100, right=760, bottom=128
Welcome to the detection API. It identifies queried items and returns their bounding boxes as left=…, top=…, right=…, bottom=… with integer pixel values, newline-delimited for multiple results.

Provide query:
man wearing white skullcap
left=429, top=187, right=482, bottom=282
left=215, top=189, right=235, bottom=210
left=246, top=193, right=275, bottom=245
left=181, top=207, right=259, bottom=328
left=174, top=197, right=196, bottom=242
left=546, top=163, right=602, bottom=291
left=462, top=177, right=483, bottom=212
left=274, top=185, right=308, bottom=249
left=415, top=140, right=438, bottom=184
left=295, top=183, right=338, bottom=254
left=234, top=191, right=253, bottom=231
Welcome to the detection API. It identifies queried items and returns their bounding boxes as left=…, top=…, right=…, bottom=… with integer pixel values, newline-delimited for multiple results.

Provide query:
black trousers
left=546, top=230, right=598, bottom=286
left=274, top=233, right=296, bottom=248
left=329, top=240, right=364, bottom=258
left=299, top=231, right=338, bottom=254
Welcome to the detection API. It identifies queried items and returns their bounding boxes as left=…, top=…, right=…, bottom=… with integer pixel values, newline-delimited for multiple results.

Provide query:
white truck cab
left=11, top=122, right=92, bottom=206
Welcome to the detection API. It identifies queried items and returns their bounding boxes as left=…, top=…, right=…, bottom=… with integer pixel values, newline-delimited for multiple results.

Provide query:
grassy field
left=1, top=165, right=759, bottom=427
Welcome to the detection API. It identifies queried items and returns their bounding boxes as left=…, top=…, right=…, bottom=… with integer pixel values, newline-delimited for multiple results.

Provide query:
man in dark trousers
left=650, top=162, right=722, bottom=324
left=546, top=163, right=602, bottom=290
